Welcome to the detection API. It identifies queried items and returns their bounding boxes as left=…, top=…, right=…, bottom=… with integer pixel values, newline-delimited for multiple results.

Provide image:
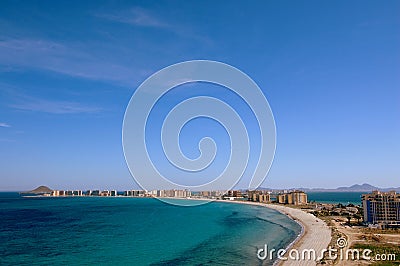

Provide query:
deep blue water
left=307, top=192, right=364, bottom=205
left=0, top=193, right=301, bottom=265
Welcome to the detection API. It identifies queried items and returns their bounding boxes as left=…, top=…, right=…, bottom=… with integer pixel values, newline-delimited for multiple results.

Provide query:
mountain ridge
left=257, top=183, right=400, bottom=192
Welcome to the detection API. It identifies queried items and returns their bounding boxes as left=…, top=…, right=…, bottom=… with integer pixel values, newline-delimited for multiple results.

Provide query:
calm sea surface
left=0, top=193, right=301, bottom=265
left=307, top=192, right=364, bottom=205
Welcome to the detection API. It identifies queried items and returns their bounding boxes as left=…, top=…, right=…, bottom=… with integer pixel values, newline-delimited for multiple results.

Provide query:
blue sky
left=0, top=0, right=399, bottom=191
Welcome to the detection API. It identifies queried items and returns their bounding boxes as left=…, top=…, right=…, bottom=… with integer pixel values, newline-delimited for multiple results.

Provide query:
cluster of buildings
left=248, top=190, right=271, bottom=203
left=362, top=190, right=400, bottom=229
left=51, top=190, right=84, bottom=196
left=277, top=191, right=308, bottom=205
left=49, top=189, right=309, bottom=206
left=49, top=188, right=400, bottom=228
left=197, top=190, right=224, bottom=198
left=223, top=190, right=243, bottom=200
left=247, top=190, right=308, bottom=206
left=50, top=189, right=191, bottom=198
left=147, top=189, right=191, bottom=198
left=49, top=189, right=235, bottom=199
left=51, top=190, right=120, bottom=197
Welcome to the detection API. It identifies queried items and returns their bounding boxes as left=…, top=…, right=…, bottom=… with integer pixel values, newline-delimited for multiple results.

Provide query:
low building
left=362, top=191, right=400, bottom=228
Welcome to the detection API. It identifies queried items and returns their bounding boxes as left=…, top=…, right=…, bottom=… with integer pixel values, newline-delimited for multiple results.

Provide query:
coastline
left=264, top=203, right=331, bottom=266
left=213, top=199, right=331, bottom=266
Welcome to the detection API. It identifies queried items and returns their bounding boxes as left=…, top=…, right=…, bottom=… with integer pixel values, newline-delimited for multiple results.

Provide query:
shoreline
left=263, top=203, right=331, bottom=265
left=212, top=200, right=331, bottom=265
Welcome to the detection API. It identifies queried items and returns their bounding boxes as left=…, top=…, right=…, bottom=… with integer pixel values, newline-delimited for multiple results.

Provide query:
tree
left=354, top=214, right=362, bottom=224
left=346, top=215, right=352, bottom=225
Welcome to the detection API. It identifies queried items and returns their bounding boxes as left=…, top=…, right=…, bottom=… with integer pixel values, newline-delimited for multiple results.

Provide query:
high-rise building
left=72, top=190, right=82, bottom=196
left=277, top=191, right=307, bottom=205
left=226, top=190, right=242, bottom=198
left=362, top=191, right=400, bottom=228
left=248, top=191, right=271, bottom=203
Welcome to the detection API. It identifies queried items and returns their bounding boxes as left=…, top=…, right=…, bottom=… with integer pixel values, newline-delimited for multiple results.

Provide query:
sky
left=0, top=0, right=399, bottom=191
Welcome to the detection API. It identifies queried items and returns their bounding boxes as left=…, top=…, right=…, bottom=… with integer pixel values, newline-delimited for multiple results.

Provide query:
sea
left=307, top=192, right=364, bottom=206
left=0, top=193, right=301, bottom=265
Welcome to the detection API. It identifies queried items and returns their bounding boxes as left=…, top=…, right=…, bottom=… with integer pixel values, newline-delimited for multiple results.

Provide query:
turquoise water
left=0, top=193, right=301, bottom=265
left=307, top=192, right=363, bottom=205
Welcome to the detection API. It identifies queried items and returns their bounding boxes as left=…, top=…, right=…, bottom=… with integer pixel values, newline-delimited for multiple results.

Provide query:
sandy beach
left=265, top=204, right=332, bottom=265
left=215, top=200, right=332, bottom=265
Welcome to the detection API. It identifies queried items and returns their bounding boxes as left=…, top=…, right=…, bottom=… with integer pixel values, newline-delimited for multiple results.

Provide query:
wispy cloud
left=10, top=96, right=101, bottom=114
left=0, top=38, right=144, bottom=86
left=0, top=7, right=211, bottom=86
left=0, top=82, right=103, bottom=115
left=96, top=7, right=168, bottom=28
left=0, top=122, right=11, bottom=128
left=95, top=7, right=212, bottom=45
left=0, top=138, right=16, bottom=142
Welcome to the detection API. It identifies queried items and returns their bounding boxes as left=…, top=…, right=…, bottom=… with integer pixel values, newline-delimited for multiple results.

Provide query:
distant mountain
left=336, top=183, right=378, bottom=192
left=20, top=185, right=53, bottom=194
left=312, top=183, right=400, bottom=192
left=257, top=183, right=400, bottom=192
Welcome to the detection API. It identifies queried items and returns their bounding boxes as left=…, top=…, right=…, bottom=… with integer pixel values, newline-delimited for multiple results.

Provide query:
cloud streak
left=0, top=38, right=143, bottom=86
left=0, top=122, right=11, bottom=128
left=10, top=96, right=101, bottom=114
left=95, top=7, right=213, bottom=45
left=0, top=138, right=15, bottom=142
left=0, top=7, right=211, bottom=86
left=96, top=7, right=168, bottom=28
